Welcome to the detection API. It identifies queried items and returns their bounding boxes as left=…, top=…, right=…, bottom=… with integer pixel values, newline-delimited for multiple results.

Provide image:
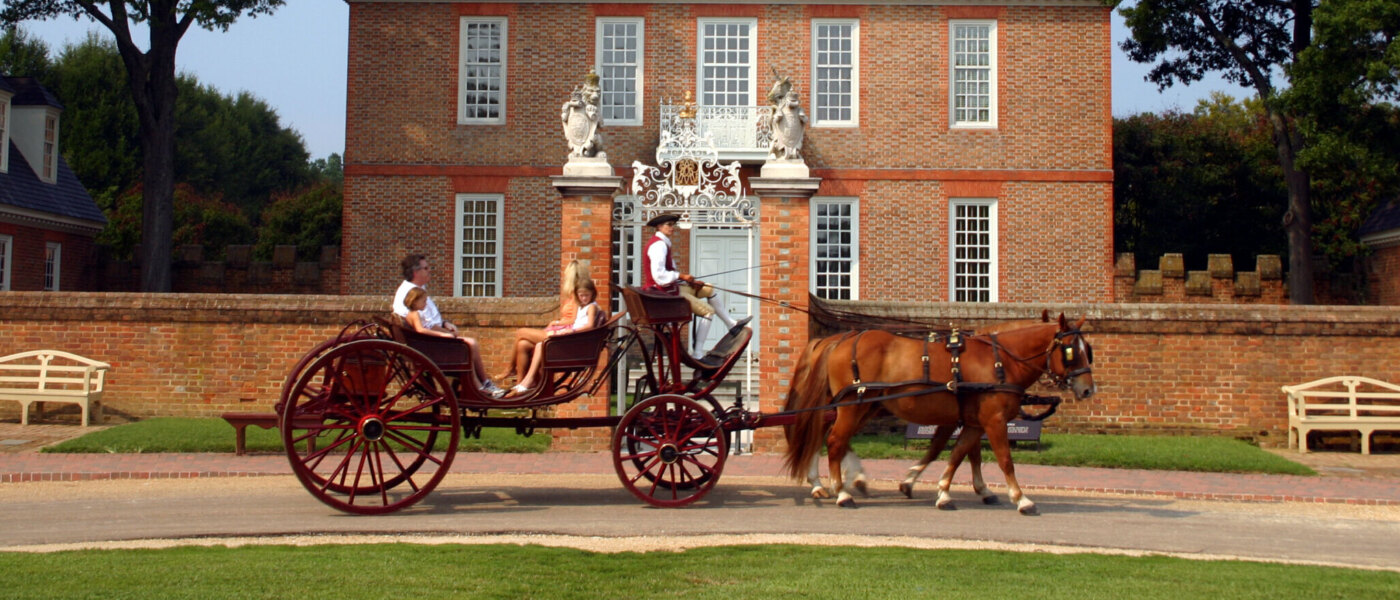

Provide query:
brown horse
left=782, top=313, right=1096, bottom=515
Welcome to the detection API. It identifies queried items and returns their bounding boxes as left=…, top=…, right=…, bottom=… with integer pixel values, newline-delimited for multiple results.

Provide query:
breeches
left=679, top=283, right=717, bottom=318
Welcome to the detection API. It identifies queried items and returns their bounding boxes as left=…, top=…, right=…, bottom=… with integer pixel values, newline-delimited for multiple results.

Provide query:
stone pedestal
left=748, top=175, right=820, bottom=452
left=562, top=155, right=613, bottom=178
left=550, top=173, right=621, bottom=451
left=759, top=158, right=810, bottom=180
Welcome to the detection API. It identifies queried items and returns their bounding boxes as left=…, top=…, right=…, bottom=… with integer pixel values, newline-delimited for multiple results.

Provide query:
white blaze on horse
left=782, top=312, right=1097, bottom=515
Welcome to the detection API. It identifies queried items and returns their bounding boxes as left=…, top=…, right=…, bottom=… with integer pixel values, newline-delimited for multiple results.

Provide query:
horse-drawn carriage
left=276, top=287, right=1096, bottom=516
left=275, top=287, right=756, bottom=514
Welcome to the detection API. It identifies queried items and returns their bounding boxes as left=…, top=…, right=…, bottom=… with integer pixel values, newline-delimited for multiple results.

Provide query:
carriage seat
left=621, top=287, right=692, bottom=325
left=375, top=315, right=474, bottom=375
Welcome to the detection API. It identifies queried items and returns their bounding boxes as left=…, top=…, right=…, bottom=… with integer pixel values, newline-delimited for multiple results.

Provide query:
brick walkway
left=4, top=450, right=1400, bottom=506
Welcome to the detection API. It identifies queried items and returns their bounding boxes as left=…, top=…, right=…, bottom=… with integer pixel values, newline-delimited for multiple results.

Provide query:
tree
left=46, top=33, right=141, bottom=200
left=0, top=25, right=51, bottom=77
left=309, top=152, right=342, bottom=189
left=1288, top=0, right=1400, bottom=268
left=1113, top=0, right=1318, bottom=303
left=0, top=1, right=285, bottom=292
left=1114, top=95, right=1287, bottom=266
left=254, top=181, right=341, bottom=260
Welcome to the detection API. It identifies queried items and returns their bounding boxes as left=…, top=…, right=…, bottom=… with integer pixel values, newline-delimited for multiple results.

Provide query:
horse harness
left=779, top=326, right=1089, bottom=422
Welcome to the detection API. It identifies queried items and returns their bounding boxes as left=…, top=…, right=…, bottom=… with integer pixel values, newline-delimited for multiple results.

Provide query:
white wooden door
left=691, top=228, right=756, bottom=352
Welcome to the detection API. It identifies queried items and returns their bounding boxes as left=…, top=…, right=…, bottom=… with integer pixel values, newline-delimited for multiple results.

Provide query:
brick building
left=342, top=0, right=1114, bottom=306
left=0, top=76, right=106, bottom=292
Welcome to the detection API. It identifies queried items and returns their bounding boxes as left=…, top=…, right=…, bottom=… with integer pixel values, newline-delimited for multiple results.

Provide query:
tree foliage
left=1288, top=0, right=1400, bottom=266
left=0, top=25, right=51, bottom=77
left=254, top=181, right=341, bottom=261
left=0, top=0, right=286, bottom=292
left=97, top=182, right=253, bottom=261
left=1114, top=95, right=1287, bottom=267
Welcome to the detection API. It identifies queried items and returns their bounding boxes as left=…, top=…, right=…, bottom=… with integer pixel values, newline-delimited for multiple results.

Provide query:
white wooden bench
left=0, top=350, right=111, bottom=427
left=1283, top=376, right=1400, bottom=454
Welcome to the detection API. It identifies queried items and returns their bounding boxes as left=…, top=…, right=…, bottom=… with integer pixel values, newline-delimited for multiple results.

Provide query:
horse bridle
left=1047, top=329, right=1094, bottom=389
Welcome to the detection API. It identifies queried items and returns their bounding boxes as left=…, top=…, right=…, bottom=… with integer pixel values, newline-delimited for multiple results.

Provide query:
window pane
left=461, top=20, right=504, bottom=121
left=950, top=201, right=994, bottom=302
left=458, top=197, right=500, bottom=297
left=812, top=199, right=857, bottom=300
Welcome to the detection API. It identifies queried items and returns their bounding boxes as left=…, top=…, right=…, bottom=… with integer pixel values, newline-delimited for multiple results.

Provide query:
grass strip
left=850, top=432, right=1315, bottom=475
left=41, top=417, right=550, bottom=454
left=0, top=544, right=1393, bottom=599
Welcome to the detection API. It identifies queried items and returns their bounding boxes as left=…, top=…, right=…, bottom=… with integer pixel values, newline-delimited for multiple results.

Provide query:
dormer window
left=42, top=113, right=57, bottom=182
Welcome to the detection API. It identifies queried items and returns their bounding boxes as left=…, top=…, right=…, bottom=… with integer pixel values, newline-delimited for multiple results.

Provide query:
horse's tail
left=782, top=335, right=841, bottom=480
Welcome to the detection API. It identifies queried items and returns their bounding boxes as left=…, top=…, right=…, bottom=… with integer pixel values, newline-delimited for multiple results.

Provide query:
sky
left=17, top=2, right=1254, bottom=161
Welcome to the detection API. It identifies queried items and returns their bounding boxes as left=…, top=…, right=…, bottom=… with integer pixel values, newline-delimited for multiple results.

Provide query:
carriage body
left=277, top=287, right=753, bottom=514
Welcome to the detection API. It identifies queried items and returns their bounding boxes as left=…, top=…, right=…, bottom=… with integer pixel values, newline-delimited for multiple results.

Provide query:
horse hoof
left=837, top=497, right=858, bottom=509
left=936, top=501, right=957, bottom=511
left=811, top=488, right=830, bottom=500
left=854, top=480, right=870, bottom=497
left=898, top=483, right=913, bottom=499
left=1018, top=504, right=1040, bottom=516
left=982, top=495, right=1000, bottom=505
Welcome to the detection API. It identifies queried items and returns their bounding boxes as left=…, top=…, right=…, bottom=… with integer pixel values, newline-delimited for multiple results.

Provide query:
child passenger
left=508, top=279, right=600, bottom=396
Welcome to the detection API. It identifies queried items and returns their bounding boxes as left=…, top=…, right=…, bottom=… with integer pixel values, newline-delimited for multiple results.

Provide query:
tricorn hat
left=646, top=213, right=680, bottom=228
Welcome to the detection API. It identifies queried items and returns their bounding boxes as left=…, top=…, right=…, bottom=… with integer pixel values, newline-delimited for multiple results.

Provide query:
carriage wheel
left=612, top=394, right=727, bottom=507
left=280, top=339, right=460, bottom=514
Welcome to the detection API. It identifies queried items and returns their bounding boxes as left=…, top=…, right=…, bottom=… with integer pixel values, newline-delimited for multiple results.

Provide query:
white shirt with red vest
left=643, top=231, right=680, bottom=293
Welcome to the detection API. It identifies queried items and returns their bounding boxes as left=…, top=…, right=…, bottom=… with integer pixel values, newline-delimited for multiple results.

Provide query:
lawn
left=41, top=417, right=550, bottom=454
left=0, top=544, right=1393, bottom=599
left=41, top=417, right=1314, bottom=475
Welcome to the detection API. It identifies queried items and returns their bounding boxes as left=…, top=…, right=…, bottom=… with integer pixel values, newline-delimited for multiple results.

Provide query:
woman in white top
left=509, top=279, right=600, bottom=396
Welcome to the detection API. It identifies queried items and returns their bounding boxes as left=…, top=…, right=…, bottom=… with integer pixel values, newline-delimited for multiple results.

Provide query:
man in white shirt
left=394, top=254, right=504, bottom=398
left=640, top=214, right=750, bottom=359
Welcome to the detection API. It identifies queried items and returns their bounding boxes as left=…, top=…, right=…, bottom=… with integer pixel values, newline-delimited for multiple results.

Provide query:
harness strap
left=989, top=333, right=1007, bottom=383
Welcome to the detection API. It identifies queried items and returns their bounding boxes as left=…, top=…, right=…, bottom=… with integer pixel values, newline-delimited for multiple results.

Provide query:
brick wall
left=807, top=300, right=1400, bottom=447
left=96, top=245, right=342, bottom=295
left=342, top=1, right=1115, bottom=303
left=6, top=293, right=1398, bottom=450
left=1369, top=242, right=1400, bottom=305
left=0, top=293, right=559, bottom=421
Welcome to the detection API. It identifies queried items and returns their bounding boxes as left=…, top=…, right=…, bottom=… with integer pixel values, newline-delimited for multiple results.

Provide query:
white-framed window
left=454, top=194, right=502, bottom=297
left=42, top=114, right=58, bottom=182
left=596, top=17, right=644, bottom=126
left=458, top=17, right=507, bottom=124
left=698, top=18, right=756, bottom=107
left=811, top=197, right=860, bottom=300
left=950, top=199, right=996, bottom=302
left=44, top=241, right=61, bottom=291
left=950, top=20, right=997, bottom=128
left=811, top=19, right=859, bottom=127
left=0, top=96, right=10, bottom=173
left=0, top=234, right=12, bottom=291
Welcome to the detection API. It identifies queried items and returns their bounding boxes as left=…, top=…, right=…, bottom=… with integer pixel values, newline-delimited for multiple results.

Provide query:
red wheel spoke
left=382, top=429, right=447, bottom=467
left=379, top=442, right=421, bottom=493
left=320, top=436, right=363, bottom=494
left=301, top=429, right=357, bottom=468
left=370, top=441, right=390, bottom=506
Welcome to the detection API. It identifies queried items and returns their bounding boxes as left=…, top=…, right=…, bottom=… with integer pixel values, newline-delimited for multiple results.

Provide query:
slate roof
left=1360, top=199, right=1400, bottom=237
left=0, top=77, right=14, bottom=95
left=0, top=140, right=107, bottom=226
left=6, top=76, right=63, bottom=108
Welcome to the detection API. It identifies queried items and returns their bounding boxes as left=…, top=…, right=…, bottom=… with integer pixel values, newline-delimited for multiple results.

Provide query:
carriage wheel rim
left=611, top=394, right=727, bottom=508
left=281, top=339, right=459, bottom=515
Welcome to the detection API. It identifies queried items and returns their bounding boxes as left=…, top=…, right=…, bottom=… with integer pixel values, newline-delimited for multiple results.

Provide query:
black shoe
left=730, top=316, right=752, bottom=333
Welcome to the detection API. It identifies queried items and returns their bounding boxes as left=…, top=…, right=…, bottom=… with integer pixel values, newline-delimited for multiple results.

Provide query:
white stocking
left=692, top=317, right=712, bottom=358
left=707, top=294, right=737, bottom=329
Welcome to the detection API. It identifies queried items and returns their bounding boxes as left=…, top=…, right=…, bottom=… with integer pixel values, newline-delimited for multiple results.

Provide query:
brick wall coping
left=813, top=300, right=1400, bottom=337
left=0, top=293, right=562, bottom=326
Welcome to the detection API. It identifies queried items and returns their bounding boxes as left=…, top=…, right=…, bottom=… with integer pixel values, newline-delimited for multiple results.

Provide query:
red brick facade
left=342, top=1, right=1115, bottom=304
left=0, top=222, right=97, bottom=292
